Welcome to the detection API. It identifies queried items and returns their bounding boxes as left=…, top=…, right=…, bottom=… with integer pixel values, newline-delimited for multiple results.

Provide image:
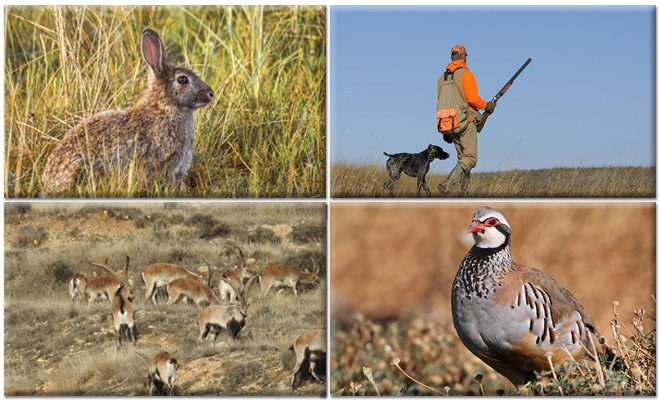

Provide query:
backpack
left=436, top=68, right=470, bottom=135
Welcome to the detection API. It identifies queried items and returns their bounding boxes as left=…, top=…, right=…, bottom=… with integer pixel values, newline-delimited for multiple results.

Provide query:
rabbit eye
left=177, top=76, right=189, bottom=85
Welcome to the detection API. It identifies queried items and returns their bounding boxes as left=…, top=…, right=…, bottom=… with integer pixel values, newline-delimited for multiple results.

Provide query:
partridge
left=451, top=207, right=604, bottom=386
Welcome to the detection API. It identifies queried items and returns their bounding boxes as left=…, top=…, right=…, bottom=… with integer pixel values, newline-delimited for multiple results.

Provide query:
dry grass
left=330, top=162, right=655, bottom=198
left=4, top=202, right=326, bottom=395
left=331, top=306, right=655, bottom=395
left=6, top=5, right=325, bottom=198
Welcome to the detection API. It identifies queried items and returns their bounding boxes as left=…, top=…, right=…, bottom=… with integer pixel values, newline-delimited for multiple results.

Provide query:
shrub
left=15, top=224, right=48, bottom=248
left=223, top=361, right=262, bottom=388
left=5, top=202, right=31, bottom=216
left=199, top=221, right=231, bottom=240
left=291, top=223, right=325, bottom=244
left=248, top=227, right=282, bottom=244
left=282, top=250, right=326, bottom=276
left=51, top=260, right=74, bottom=283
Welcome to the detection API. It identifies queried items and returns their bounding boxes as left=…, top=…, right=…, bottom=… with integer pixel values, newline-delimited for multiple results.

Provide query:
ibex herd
left=67, top=245, right=325, bottom=394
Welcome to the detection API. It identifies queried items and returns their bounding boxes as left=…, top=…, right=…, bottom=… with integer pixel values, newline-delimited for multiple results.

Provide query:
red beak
left=468, top=221, right=485, bottom=234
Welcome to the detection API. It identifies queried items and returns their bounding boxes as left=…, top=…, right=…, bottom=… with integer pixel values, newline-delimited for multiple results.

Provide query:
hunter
left=436, top=45, right=496, bottom=195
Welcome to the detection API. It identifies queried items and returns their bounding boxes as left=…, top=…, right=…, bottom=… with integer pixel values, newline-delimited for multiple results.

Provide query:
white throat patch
left=473, top=227, right=507, bottom=249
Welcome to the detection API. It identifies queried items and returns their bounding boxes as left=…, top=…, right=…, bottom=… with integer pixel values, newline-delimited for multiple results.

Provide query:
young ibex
left=141, top=263, right=204, bottom=304
left=68, top=273, right=120, bottom=304
left=135, top=350, right=179, bottom=396
left=165, top=267, right=221, bottom=308
left=219, top=245, right=255, bottom=304
left=113, top=285, right=138, bottom=345
left=198, top=276, right=254, bottom=344
left=70, top=256, right=132, bottom=303
left=256, top=258, right=321, bottom=298
left=291, top=328, right=326, bottom=390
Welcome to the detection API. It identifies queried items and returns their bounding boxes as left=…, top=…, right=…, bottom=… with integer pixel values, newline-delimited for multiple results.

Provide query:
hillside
left=4, top=203, right=326, bottom=395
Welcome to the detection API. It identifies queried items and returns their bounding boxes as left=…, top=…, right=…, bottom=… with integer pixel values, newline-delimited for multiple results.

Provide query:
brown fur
left=69, top=273, right=120, bottom=304
left=112, top=286, right=137, bottom=345
left=41, top=28, right=213, bottom=193
left=141, top=263, right=203, bottom=304
left=291, top=328, right=326, bottom=390
left=257, top=263, right=320, bottom=298
left=219, top=265, right=254, bottom=303
left=166, top=278, right=220, bottom=307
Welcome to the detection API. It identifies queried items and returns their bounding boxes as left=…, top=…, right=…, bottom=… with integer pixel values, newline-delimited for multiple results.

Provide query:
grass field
left=4, top=202, right=326, bottom=395
left=331, top=162, right=655, bottom=198
left=330, top=203, right=656, bottom=395
left=5, top=5, right=325, bottom=198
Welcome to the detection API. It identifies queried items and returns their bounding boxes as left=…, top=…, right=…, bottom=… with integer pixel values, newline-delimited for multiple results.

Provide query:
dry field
left=330, top=203, right=656, bottom=395
left=331, top=163, right=655, bottom=198
left=4, top=202, right=326, bottom=395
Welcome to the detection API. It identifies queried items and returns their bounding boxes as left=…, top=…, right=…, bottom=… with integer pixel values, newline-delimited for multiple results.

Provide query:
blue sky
left=330, top=6, right=655, bottom=172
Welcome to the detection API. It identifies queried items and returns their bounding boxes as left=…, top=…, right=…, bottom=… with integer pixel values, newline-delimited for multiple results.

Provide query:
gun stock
left=477, top=58, right=531, bottom=133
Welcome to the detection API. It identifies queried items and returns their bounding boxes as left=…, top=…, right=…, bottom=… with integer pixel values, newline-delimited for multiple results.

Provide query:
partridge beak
left=468, top=221, right=486, bottom=234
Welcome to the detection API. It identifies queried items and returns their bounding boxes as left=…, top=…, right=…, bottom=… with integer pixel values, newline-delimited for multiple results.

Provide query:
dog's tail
left=383, top=152, right=393, bottom=157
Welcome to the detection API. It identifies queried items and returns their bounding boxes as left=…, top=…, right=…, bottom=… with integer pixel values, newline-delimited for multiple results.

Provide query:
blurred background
left=330, top=202, right=655, bottom=394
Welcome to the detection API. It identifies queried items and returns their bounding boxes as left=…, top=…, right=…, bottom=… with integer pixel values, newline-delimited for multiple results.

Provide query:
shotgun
left=477, top=58, right=532, bottom=133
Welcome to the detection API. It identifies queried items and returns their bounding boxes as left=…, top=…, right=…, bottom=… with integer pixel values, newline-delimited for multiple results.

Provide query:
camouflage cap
left=451, top=45, right=468, bottom=56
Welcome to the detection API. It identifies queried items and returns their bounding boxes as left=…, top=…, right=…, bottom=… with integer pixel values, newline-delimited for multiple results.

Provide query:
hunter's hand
left=443, top=134, right=453, bottom=144
left=485, top=101, right=497, bottom=114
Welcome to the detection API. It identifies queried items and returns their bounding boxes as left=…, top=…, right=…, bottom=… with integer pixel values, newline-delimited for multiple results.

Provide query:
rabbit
left=41, top=28, right=214, bottom=194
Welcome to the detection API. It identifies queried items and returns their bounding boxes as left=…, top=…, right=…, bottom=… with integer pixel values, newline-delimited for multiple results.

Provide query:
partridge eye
left=177, top=76, right=189, bottom=85
left=485, top=218, right=498, bottom=226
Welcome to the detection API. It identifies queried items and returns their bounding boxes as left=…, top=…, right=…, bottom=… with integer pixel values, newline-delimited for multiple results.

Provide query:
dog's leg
left=421, top=176, right=431, bottom=197
left=385, top=163, right=401, bottom=197
left=416, top=176, right=424, bottom=197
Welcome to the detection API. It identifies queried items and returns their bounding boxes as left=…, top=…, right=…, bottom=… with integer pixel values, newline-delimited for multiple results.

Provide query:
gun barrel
left=494, top=58, right=532, bottom=100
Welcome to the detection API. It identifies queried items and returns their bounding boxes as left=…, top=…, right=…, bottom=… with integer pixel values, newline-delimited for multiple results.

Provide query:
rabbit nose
left=208, top=89, right=214, bottom=98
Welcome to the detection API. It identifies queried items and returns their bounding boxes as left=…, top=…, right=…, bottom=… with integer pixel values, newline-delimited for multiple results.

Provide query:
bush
left=5, top=202, right=31, bottom=216
left=223, top=361, right=262, bottom=388
left=282, top=250, right=325, bottom=276
left=199, top=221, right=231, bottom=240
left=51, top=261, right=74, bottom=283
left=248, top=227, right=282, bottom=244
left=184, top=213, right=231, bottom=239
left=15, top=224, right=48, bottom=248
left=291, top=223, right=325, bottom=244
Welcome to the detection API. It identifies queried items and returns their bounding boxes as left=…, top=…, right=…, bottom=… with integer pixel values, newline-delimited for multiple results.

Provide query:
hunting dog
left=382, top=144, right=450, bottom=197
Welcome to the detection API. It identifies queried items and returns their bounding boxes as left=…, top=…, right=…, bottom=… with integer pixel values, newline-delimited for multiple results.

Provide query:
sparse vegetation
left=5, top=5, right=325, bottom=198
left=4, top=202, right=326, bottom=396
left=331, top=162, right=655, bottom=198
left=331, top=305, right=656, bottom=396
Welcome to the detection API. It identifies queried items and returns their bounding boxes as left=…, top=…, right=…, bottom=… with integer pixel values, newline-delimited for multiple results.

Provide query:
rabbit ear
left=141, top=28, right=166, bottom=75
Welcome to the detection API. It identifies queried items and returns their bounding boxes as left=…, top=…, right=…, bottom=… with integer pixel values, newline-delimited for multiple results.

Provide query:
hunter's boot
left=459, top=169, right=471, bottom=196
left=438, top=163, right=469, bottom=196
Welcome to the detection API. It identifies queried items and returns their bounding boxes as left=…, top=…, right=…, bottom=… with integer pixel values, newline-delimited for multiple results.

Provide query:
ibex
left=198, top=276, right=254, bottom=344
left=70, top=256, right=132, bottom=303
left=68, top=273, right=120, bottom=304
left=86, top=256, right=137, bottom=345
left=290, top=328, right=326, bottom=390
left=113, top=285, right=138, bottom=345
left=219, top=245, right=255, bottom=304
left=135, top=350, right=179, bottom=396
left=141, top=263, right=204, bottom=304
left=165, top=267, right=221, bottom=308
left=256, top=258, right=321, bottom=298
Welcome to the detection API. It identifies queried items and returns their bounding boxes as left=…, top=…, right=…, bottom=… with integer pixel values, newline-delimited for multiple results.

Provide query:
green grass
left=5, top=5, right=325, bottom=198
